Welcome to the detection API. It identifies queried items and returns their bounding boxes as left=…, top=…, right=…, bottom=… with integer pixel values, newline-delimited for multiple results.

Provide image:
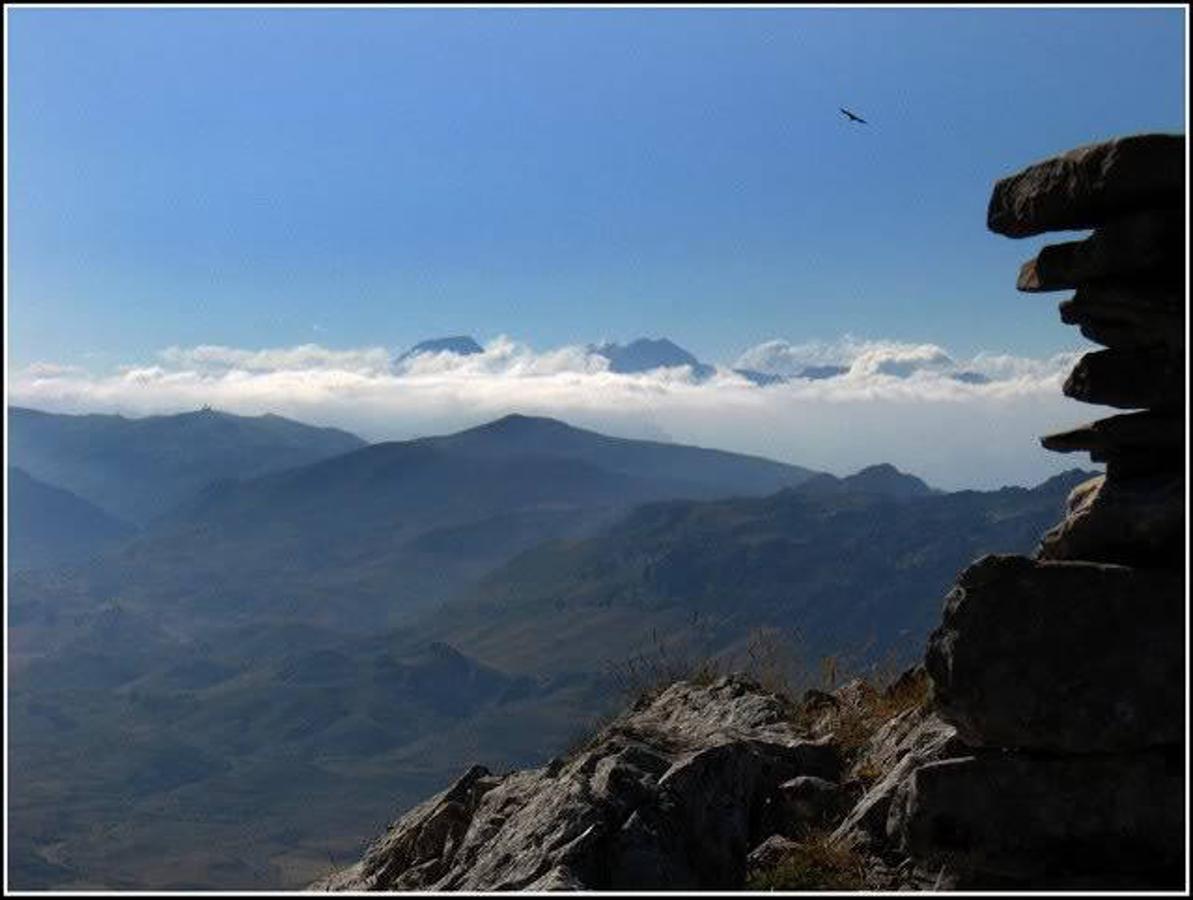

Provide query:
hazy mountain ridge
left=8, top=406, right=368, bottom=525
left=7, top=467, right=137, bottom=571
left=430, top=467, right=1094, bottom=675
left=13, top=414, right=819, bottom=638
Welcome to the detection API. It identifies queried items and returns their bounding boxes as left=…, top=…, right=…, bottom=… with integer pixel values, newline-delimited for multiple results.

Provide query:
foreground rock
left=890, top=749, right=1185, bottom=888
left=925, top=554, right=1183, bottom=753
left=1035, top=471, right=1183, bottom=566
left=830, top=703, right=963, bottom=853
left=987, top=133, right=1184, bottom=237
left=314, top=677, right=844, bottom=891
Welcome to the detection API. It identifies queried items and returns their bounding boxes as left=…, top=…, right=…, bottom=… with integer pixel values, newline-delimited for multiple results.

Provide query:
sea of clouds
left=10, top=335, right=1100, bottom=490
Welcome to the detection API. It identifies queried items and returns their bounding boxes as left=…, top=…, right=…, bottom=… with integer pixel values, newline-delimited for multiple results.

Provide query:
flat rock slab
left=1041, top=410, right=1183, bottom=460
left=925, top=554, right=1184, bottom=753
left=1041, top=412, right=1184, bottom=477
left=1059, top=279, right=1185, bottom=350
left=890, top=749, right=1185, bottom=889
left=1063, top=346, right=1183, bottom=410
left=1016, top=209, right=1184, bottom=292
left=988, top=133, right=1185, bottom=238
left=1037, top=471, right=1184, bottom=568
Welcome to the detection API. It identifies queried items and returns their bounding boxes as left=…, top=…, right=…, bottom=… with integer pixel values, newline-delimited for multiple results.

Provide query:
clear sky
left=4, top=7, right=1188, bottom=488
left=7, top=6, right=1185, bottom=370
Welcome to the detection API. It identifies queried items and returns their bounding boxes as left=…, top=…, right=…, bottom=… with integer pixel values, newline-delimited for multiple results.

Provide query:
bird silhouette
left=839, top=107, right=868, bottom=124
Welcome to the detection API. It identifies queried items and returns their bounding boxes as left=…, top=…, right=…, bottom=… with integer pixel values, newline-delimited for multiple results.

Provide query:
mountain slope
left=8, top=406, right=367, bottom=524
left=13, top=415, right=820, bottom=635
left=432, top=468, right=1094, bottom=675
left=424, top=415, right=816, bottom=498
left=7, top=467, right=137, bottom=571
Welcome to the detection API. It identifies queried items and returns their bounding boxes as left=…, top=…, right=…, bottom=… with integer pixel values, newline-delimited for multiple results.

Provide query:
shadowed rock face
left=312, top=677, right=843, bottom=891
left=925, top=554, right=1184, bottom=753
left=889, top=748, right=1185, bottom=889
left=986, top=133, right=1184, bottom=237
left=901, top=132, right=1187, bottom=889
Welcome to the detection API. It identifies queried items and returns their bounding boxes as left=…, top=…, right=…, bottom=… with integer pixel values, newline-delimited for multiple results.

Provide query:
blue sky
left=8, top=7, right=1185, bottom=370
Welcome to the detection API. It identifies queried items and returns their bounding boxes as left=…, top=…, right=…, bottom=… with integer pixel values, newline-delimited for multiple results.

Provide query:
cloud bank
left=10, top=336, right=1099, bottom=490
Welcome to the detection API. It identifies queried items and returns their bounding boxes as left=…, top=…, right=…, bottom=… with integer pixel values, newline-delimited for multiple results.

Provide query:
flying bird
left=839, top=107, right=868, bottom=124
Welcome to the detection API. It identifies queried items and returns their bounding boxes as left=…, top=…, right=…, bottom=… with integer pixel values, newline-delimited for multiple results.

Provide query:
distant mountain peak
left=396, top=336, right=484, bottom=366
left=590, top=337, right=715, bottom=379
left=791, top=463, right=935, bottom=500
left=464, top=413, right=573, bottom=435
left=843, top=464, right=935, bottom=498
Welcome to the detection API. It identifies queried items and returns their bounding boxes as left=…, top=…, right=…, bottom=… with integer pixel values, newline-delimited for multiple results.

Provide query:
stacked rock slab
left=907, top=134, right=1187, bottom=889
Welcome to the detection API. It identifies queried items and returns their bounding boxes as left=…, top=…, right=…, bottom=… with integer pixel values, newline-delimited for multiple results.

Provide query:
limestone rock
left=925, top=555, right=1184, bottom=753
left=313, top=676, right=842, bottom=892
left=777, top=776, right=857, bottom=833
left=831, top=705, right=963, bottom=852
left=1062, top=347, right=1183, bottom=410
left=988, top=133, right=1185, bottom=237
left=1041, top=410, right=1183, bottom=466
left=889, top=749, right=1185, bottom=888
left=1016, top=209, right=1184, bottom=292
left=1036, top=472, right=1183, bottom=567
left=1059, top=279, right=1184, bottom=350
left=746, top=833, right=802, bottom=879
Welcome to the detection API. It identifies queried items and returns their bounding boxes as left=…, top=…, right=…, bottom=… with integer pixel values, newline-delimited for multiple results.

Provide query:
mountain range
left=389, top=334, right=1003, bottom=387
left=8, top=406, right=365, bottom=525
left=11, top=413, right=818, bottom=638
left=7, top=405, right=1090, bottom=890
left=393, top=334, right=793, bottom=384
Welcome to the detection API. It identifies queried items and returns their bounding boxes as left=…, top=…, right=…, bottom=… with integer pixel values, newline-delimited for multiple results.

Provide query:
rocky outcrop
left=890, top=746, right=1184, bottom=888
left=986, top=133, right=1184, bottom=237
left=904, top=133, right=1187, bottom=889
left=830, top=702, right=963, bottom=854
left=313, top=677, right=849, bottom=891
left=926, top=554, right=1183, bottom=753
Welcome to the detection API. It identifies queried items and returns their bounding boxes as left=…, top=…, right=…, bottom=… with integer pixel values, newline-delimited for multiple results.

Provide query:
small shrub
left=786, top=664, right=933, bottom=757
left=605, top=623, right=722, bottom=708
left=852, top=758, right=884, bottom=787
left=747, top=833, right=867, bottom=891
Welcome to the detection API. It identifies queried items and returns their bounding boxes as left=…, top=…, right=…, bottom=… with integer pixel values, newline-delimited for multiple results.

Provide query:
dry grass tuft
left=787, top=662, right=933, bottom=756
left=746, top=832, right=868, bottom=891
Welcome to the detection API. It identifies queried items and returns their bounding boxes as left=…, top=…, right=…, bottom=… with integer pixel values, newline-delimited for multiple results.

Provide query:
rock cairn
left=908, top=134, right=1186, bottom=888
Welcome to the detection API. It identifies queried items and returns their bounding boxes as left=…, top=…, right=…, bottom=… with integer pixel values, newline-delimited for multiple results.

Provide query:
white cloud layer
left=10, top=336, right=1099, bottom=490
